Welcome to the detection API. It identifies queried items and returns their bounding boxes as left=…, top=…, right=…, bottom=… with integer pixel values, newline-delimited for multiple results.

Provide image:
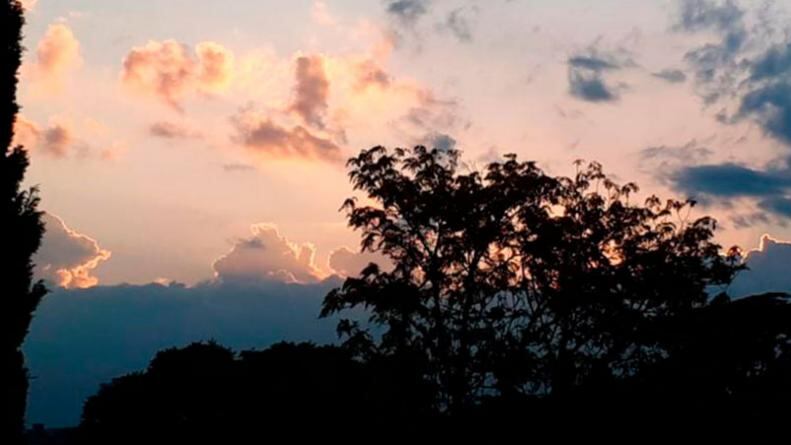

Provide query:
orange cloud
left=196, top=42, right=235, bottom=93
left=35, top=213, right=111, bottom=289
left=213, top=223, right=323, bottom=284
left=122, top=40, right=235, bottom=111
left=32, top=23, right=81, bottom=90
left=13, top=116, right=74, bottom=157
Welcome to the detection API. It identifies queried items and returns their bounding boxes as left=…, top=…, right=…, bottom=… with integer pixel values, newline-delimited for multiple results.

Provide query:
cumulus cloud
left=290, top=55, right=330, bottom=129
left=566, top=49, right=632, bottom=103
left=328, top=247, right=391, bottom=277
left=729, top=235, right=791, bottom=297
left=35, top=213, right=111, bottom=289
left=122, top=40, right=234, bottom=111
left=31, top=23, right=81, bottom=90
left=231, top=109, right=342, bottom=162
left=196, top=41, right=235, bottom=93
left=213, top=224, right=324, bottom=284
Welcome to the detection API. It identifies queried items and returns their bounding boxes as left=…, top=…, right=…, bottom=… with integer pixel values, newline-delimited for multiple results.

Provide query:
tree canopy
left=322, top=145, right=756, bottom=413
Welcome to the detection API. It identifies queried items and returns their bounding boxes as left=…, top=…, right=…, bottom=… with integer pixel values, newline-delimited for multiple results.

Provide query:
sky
left=16, top=0, right=791, bottom=288
left=17, top=0, right=791, bottom=427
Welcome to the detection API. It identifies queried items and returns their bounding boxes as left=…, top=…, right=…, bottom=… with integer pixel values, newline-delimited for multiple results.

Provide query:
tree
left=321, top=145, right=742, bottom=413
left=0, top=1, right=47, bottom=442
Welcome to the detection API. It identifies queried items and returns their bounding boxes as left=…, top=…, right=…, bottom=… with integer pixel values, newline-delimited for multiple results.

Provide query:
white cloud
left=35, top=213, right=111, bottom=288
left=213, top=223, right=324, bottom=284
left=730, top=235, right=791, bottom=297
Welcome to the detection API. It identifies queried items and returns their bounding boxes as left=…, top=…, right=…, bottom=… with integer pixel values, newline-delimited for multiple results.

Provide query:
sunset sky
left=16, top=0, right=791, bottom=288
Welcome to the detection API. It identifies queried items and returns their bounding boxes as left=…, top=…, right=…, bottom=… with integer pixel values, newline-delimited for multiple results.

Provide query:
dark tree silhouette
left=78, top=342, right=411, bottom=443
left=0, top=1, right=47, bottom=443
left=321, top=145, right=743, bottom=413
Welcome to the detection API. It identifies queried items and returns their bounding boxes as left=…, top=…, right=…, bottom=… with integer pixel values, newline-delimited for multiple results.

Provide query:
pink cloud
left=232, top=110, right=342, bottom=162
left=290, top=55, right=330, bottom=129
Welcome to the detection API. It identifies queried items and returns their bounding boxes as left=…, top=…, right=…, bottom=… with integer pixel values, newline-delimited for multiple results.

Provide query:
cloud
left=148, top=121, right=199, bottom=139
left=672, top=0, right=755, bottom=103
left=386, top=0, right=430, bottom=27
left=290, top=55, right=330, bottom=129
left=652, top=69, right=688, bottom=83
left=196, top=41, right=235, bottom=93
left=222, top=162, right=255, bottom=172
left=729, top=235, right=791, bottom=297
left=668, top=161, right=791, bottom=218
left=19, top=0, right=37, bottom=11
left=566, top=50, right=631, bottom=103
left=443, top=7, right=474, bottom=43
left=231, top=109, right=342, bottom=162
left=32, top=23, right=81, bottom=90
left=354, top=60, right=391, bottom=90
left=736, top=81, right=791, bottom=145
left=672, top=163, right=791, bottom=198
left=213, top=224, right=324, bottom=284
left=422, top=131, right=457, bottom=152
left=639, top=140, right=713, bottom=173
left=34, top=213, right=111, bottom=289
left=122, top=40, right=235, bottom=111
left=13, top=117, right=75, bottom=157
left=328, top=247, right=391, bottom=277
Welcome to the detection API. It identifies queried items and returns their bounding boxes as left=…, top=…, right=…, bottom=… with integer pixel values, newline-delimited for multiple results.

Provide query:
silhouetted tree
left=322, top=145, right=743, bottom=413
left=0, top=1, right=47, bottom=443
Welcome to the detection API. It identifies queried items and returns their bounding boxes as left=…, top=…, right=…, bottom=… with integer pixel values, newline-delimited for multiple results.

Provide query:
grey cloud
left=566, top=50, right=632, bottom=103
left=387, top=0, right=431, bottom=26
left=652, top=69, right=688, bottom=83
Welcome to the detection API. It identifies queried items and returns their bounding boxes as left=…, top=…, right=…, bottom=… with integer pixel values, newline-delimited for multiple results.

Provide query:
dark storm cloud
left=24, top=279, right=345, bottom=427
left=669, top=161, right=791, bottom=218
left=736, top=81, right=791, bottom=145
left=652, top=69, right=688, bottom=83
left=672, top=163, right=791, bottom=198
